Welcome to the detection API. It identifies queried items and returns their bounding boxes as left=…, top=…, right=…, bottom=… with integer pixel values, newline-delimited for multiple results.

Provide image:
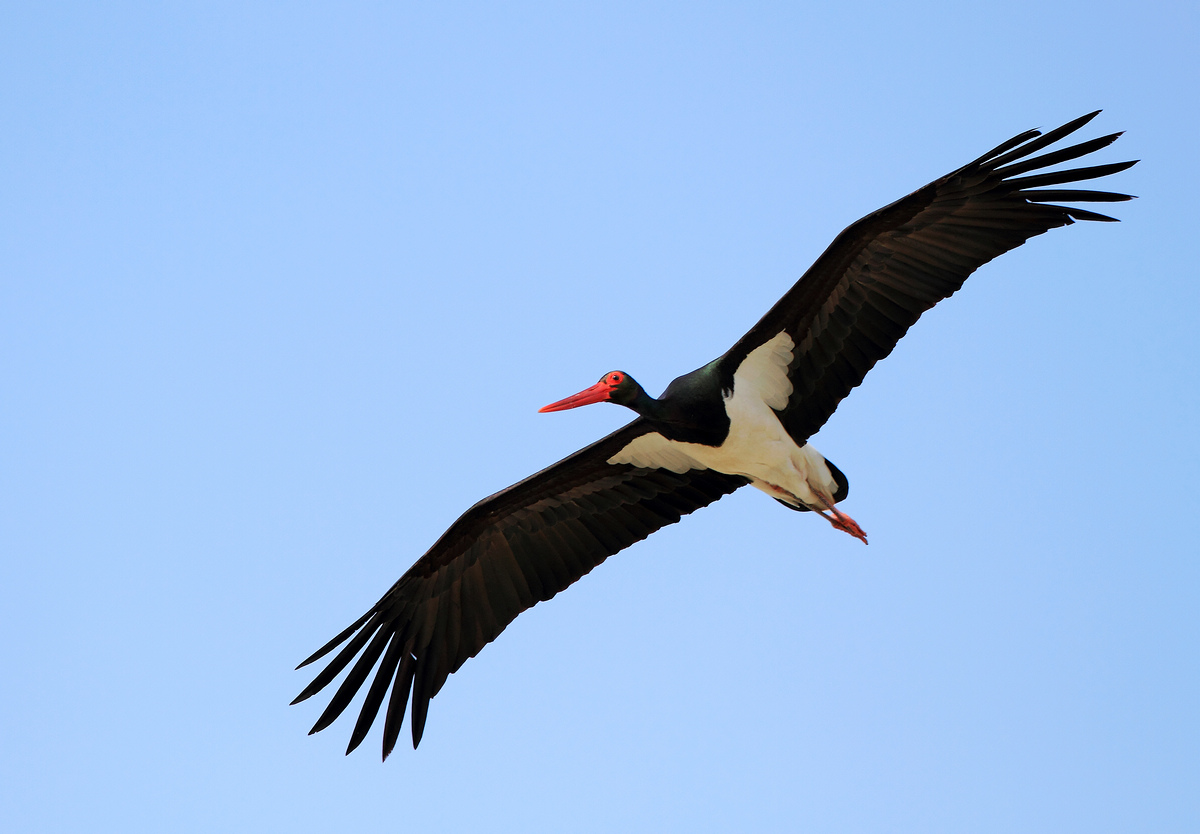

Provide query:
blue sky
left=2, top=3, right=1197, bottom=832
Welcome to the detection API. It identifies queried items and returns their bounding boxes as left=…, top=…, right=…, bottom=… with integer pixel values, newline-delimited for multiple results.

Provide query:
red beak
left=538, top=380, right=614, bottom=412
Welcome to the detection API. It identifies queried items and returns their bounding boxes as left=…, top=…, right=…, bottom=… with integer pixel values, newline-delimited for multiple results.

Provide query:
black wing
left=722, top=111, right=1136, bottom=444
left=293, top=419, right=746, bottom=757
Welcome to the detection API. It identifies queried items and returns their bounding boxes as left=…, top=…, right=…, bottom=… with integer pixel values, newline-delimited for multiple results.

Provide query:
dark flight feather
left=721, top=111, right=1135, bottom=445
left=294, top=420, right=745, bottom=757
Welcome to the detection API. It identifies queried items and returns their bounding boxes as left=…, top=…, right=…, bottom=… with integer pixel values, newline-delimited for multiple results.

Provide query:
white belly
left=683, top=393, right=839, bottom=508
left=607, top=331, right=842, bottom=509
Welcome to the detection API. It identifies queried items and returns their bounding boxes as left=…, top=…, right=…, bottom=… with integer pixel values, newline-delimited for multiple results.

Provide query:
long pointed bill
left=538, top=380, right=613, bottom=413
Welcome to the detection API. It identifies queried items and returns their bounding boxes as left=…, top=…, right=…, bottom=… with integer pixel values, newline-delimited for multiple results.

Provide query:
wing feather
left=294, top=419, right=746, bottom=757
left=722, top=111, right=1135, bottom=444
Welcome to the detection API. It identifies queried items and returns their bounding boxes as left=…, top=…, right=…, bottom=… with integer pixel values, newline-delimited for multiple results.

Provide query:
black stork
left=294, top=111, right=1135, bottom=757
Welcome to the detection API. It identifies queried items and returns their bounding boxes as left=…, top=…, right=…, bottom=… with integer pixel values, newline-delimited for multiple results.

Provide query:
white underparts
left=607, top=331, right=842, bottom=509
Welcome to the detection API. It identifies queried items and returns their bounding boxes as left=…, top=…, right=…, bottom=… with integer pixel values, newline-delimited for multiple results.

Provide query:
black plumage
left=294, top=421, right=746, bottom=755
left=293, top=111, right=1134, bottom=758
left=721, top=111, right=1135, bottom=445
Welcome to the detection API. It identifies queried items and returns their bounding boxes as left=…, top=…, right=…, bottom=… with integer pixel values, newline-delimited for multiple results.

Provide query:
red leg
left=816, top=495, right=868, bottom=544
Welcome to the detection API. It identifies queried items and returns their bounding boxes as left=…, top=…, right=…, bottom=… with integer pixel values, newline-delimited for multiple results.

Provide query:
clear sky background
left=2, top=3, right=1197, bottom=832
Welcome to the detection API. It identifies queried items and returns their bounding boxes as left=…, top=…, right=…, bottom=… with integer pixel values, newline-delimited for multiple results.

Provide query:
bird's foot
left=827, top=510, right=868, bottom=544
left=816, top=496, right=868, bottom=545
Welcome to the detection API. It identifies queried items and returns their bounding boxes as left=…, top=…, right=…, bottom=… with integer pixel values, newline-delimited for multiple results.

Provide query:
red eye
left=610, top=373, right=622, bottom=383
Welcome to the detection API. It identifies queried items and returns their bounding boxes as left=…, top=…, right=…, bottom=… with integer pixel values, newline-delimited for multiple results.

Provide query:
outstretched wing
left=721, top=111, right=1136, bottom=444
left=293, top=419, right=746, bottom=758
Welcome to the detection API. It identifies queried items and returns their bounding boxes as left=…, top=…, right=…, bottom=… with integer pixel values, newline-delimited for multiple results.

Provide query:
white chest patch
left=605, top=332, right=839, bottom=508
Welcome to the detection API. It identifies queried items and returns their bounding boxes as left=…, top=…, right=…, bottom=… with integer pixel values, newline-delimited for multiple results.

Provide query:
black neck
left=623, top=363, right=732, bottom=447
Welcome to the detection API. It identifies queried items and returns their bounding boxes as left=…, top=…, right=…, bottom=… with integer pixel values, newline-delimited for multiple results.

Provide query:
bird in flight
left=293, top=112, right=1135, bottom=758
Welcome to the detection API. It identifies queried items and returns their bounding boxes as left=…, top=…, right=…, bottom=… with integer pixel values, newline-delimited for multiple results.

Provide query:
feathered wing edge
left=292, top=420, right=746, bottom=758
left=733, top=111, right=1136, bottom=444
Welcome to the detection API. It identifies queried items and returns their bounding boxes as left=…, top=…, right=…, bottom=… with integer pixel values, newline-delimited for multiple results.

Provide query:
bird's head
left=538, top=371, right=646, bottom=413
